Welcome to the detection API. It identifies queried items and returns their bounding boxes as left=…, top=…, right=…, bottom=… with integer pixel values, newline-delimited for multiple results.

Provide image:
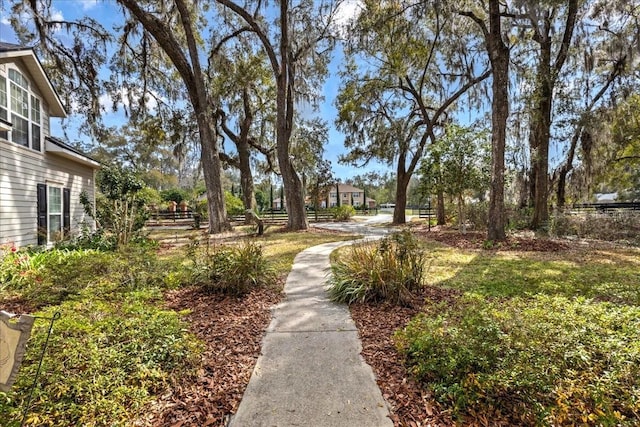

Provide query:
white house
left=328, top=183, right=375, bottom=208
left=0, top=42, right=100, bottom=247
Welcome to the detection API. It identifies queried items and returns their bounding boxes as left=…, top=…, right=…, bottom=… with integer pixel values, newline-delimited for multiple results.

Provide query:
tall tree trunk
left=437, top=190, right=445, bottom=225
left=486, top=0, right=509, bottom=241
left=238, top=138, right=256, bottom=223
left=239, top=89, right=257, bottom=223
left=458, top=193, right=466, bottom=234
left=199, top=128, right=229, bottom=233
left=517, top=169, right=528, bottom=209
left=529, top=1, right=578, bottom=229
left=393, top=168, right=410, bottom=225
left=176, top=0, right=229, bottom=234
left=275, top=82, right=307, bottom=228
left=434, top=152, right=446, bottom=225
left=216, top=0, right=308, bottom=231
left=529, top=59, right=552, bottom=229
left=118, top=0, right=230, bottom=234
left=393, top=148, right=410, bottom=224
left=277, top=0, right=307, bottom=230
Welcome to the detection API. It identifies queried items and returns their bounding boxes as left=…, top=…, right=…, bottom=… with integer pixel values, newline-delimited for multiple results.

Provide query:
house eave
left=0, top=48, right=67, bottom=118
left=45, top=137, right=101, bottom=169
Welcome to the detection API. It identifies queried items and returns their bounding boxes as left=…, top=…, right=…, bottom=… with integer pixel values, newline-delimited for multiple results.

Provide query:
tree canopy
left=5, top=0, right=640, bottom=239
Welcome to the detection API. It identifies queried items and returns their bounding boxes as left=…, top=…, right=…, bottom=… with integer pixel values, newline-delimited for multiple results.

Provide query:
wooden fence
left=569, top=202, right=640, bottom=214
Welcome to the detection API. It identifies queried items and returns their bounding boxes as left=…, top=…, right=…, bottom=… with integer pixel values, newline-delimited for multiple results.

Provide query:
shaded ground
left=143, top=285, right=283, bottom=427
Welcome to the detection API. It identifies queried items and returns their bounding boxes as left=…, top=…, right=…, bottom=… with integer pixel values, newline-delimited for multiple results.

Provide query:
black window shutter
left=37, top=184, right=47, bottom=245
left=63, top=188, right=71, bottom=236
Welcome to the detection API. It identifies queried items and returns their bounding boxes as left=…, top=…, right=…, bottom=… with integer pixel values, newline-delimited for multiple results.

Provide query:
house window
left=48, top=186, right=63, bottom=242
left=31, top=95, right=41, bottom=151
left=0, top=75, right=7, bottom=140
left=2, top=69, right=42, bottom=151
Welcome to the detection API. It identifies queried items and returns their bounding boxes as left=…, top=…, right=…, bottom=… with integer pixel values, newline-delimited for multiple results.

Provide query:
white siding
left=0, top=140, right=96, bottom=247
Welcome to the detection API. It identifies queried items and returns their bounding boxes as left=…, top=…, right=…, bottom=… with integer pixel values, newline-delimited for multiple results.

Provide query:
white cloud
left=332, top=0, right=363, bottom=35
left=76, top=0, right=99, bottom=11
left=99, top=87, right=160, bottom=113
left=50, top=8, right=64, bottom=21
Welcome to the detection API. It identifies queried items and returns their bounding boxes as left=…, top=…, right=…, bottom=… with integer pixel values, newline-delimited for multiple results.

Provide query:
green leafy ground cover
left=396, top=240, right=640, bottom=425
left=0, top=228, right=355, bottom=426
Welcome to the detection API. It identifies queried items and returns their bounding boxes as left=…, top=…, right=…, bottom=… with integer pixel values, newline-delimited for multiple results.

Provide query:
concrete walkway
left=230, top=238, right=394, bottom=427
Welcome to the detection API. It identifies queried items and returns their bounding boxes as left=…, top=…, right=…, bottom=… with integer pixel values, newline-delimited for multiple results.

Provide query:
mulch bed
left=350, top=286, right=461, bottom=427
left=144, top=285, right=282, bottom=427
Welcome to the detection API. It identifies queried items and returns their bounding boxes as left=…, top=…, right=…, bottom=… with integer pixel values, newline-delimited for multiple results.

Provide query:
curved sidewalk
left=230, top=240, right=393, bottom=427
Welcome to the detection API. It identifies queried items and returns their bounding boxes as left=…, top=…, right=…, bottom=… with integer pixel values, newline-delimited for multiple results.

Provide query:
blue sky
left=0, top=0, right=392, bottom=181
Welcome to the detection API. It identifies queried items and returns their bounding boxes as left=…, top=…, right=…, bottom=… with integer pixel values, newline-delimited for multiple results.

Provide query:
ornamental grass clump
left=187, top=239, right=276, bottom=295
left=328, top=230, right=427, bottom=304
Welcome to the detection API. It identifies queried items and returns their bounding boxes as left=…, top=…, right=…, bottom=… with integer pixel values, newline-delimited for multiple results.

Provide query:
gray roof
left=0, top=42, right=30, bottom=52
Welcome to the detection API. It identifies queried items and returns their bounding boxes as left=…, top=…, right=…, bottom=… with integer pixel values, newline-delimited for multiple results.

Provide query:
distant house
left=272, top=197, right=284, bottom=210
left=0, top=42, right=100, bottom=247
left=328, top=184, right=375, bottom=208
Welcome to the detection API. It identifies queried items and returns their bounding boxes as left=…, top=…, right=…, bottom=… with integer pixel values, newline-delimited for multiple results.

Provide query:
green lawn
left=426, top=244, right=640, bottom=303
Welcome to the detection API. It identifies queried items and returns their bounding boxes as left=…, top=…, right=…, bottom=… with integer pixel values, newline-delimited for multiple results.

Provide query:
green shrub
left=0, top=292, right=201, bottom=427
left=328, top=230, right=426, bottom=304
left=552, top=210, right=640, bottom=244
left=225, top=191, right=245, bottom=216
left=55, top=228, right=117, bottom=251
left=187, top=240, right=276, bottom=295
left=2, top=246, right=170, bottom=307
left=331, top=205, right=356, bottom=221
left=506, top=206, right=533, bottom=230
left=395, top=294, right=640, bottom=425
left=464, top=202, right=488, bottom=230
left=82, top=166, right=150, bottom=248
left=160, top=188, right=189, bottom=204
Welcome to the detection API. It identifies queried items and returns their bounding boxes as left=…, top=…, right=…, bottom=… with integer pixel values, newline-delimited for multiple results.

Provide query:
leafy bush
left=395, top=294, right=640, bottom=425
left=551, top=210, right=640, bottom=244
left=328, top=230, right=426, bottom=304
left=506, top=206, right=534, bottom=230
left=160, top=188, right=190, bottom=204
left=136, top=186, right=162, bottom=206
left=225, top=191, right=245, bottom=216
left=0, top=292, right=201, bottom=426
left=81, top=166, right=150, bottom=248
left=55, top=228, right=117, bottom=251
left=464, top=202, right=488, bottom=230
left=2, top=246, right=168, bottom=308
left=193, top=198, right=209, bottom=221
left=187, top=239, right=276, bottom=295
left=332, top=205, right=356, bottom=221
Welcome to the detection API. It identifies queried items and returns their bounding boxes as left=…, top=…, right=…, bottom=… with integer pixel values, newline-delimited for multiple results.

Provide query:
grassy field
left=425, top=242, right=640, bottom=303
